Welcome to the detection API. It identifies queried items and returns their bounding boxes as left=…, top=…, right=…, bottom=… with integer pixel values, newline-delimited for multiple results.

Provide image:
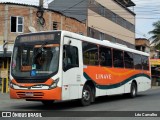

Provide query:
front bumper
left=10, top=87, right=62, bottom=100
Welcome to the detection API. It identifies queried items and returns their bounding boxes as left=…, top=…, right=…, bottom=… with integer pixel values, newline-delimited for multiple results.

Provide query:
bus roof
left=17, top=30, right=149, bottom=56
left=61, top=31, right=149, bottom=57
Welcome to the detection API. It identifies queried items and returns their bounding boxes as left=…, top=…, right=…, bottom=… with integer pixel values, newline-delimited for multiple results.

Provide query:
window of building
left=91, top=30, right=95, bottom=38
left=11, top=16, right=23, bottom=33
left=127, top=22, right=135, bottom=32
left=99, top=5, right=105, bottom=16
left=134, top=54, right=142, bottom=70
left=105, top=8, right=112, bottom=20
left=53, top=21, right=58, bottom=30
left=99, top=46, right=112, bottom=67
left=99, top=32, right=105, bottom=40
left=122, top=18, right=127, bottom=28
left=124, top=52, right=134, bottom=69
left=83, top=42, right=98, bottom=65
left=112, top=13, right=117, bottom=22
left=87, top=28, right=135, bottom=49
left=112, top=37, right=117, bottom=43
left=113, top=49, right=124, bottom=68
left=142, top=56, right=149, bottom=70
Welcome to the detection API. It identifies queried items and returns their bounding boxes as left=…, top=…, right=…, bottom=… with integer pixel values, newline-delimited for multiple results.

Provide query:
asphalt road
left=0, top=87, right=160, bottom=120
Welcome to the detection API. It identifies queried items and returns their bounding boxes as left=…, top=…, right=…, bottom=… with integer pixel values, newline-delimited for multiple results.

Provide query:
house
left=135, top=38, right=150, bottom=53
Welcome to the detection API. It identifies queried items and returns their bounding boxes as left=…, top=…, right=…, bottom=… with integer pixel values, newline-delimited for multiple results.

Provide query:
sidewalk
left=151, top=86, right=160, bottom=89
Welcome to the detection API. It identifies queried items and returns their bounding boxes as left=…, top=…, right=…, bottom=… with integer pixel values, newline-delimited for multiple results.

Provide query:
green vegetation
left=149, top=20, right=160, bottom=47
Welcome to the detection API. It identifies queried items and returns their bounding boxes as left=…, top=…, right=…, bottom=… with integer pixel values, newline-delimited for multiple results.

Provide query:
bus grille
left=15, top=79, right=47, bottom=83
left=17, top=92, right=44, bottom=98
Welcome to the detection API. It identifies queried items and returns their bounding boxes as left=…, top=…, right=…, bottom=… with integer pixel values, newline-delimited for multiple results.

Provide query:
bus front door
left=62, top=37, right=83, bottom=100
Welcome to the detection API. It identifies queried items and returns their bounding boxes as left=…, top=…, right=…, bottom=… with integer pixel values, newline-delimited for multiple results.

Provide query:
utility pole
left=37, top=0, right=45, bottom=30
left=1, top=5, right=9, bottom=93
left=39, top=0, right=44, bottom=8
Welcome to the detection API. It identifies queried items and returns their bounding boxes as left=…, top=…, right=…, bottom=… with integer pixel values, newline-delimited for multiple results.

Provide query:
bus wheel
left=80, top=85, right=92, bottom=106
left=130, top=82, right=137, bottom=98
left=41, top=100, right=55, bottom=106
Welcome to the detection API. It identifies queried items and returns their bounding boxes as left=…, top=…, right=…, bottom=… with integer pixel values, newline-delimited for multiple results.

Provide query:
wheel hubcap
left=132, top=87, right=136, bottom=96
left=83, top=90, right=90, bottom=101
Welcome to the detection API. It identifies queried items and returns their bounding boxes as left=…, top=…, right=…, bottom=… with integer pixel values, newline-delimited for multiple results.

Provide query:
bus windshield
left=11, top=32, right=61, bottom=78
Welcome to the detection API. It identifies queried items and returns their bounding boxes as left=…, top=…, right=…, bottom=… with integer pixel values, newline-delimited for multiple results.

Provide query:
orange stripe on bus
left=84, top=66, right=150, bottom=85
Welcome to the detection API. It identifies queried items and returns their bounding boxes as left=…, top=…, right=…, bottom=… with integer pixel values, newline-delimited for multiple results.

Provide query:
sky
left=132, top=0, right=160, bottom=39
left=0, top=0, right=160, bottom=40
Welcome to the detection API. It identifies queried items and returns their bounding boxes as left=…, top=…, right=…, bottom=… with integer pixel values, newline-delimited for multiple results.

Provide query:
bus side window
left=113, top=49, right=124, bottom=68
left=63, top=45, right=79, bottom=71
left=134, top=54, right=142, bottom=70
left=99, top=46, right=112, bottom=67
left=82, top=42, right=98, bottom=65
left=142, top=56, right=149, bottom=70
left=124, top=51, right=134, bottom=69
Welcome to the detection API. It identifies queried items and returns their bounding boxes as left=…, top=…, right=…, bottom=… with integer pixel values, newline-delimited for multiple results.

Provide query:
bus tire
left=130, top=82, right=137, bottom=98
left=41, top=100, right=55, bottom=106
left=80, top=85, right=92, bottom=106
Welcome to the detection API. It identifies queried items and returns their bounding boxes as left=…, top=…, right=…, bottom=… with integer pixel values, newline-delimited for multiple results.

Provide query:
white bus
left=10, top=30, right=151, bottom=106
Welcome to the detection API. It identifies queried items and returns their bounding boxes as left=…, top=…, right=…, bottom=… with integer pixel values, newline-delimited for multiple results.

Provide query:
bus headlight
left=49, top=78, right=59, bottom=89
left=10, top=82, right=20, bottom=89
left=10, top=82, right=14, bottom=88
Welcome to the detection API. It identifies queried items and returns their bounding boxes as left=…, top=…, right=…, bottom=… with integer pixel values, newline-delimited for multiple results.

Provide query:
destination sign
left=15, top=32, right=61, bottom=44
left=18, top=34, right=55, bottom=43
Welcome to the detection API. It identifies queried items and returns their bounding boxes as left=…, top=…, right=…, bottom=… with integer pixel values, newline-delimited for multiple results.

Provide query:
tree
left=149, top=20, right=160, bottom=46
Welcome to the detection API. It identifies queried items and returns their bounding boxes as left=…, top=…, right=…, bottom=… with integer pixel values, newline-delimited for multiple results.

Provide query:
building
left=135, top=38, right=150, bottom=53
left=0, top=2, right=86, bottom=86
left=49, top=0, right=136, bottom=48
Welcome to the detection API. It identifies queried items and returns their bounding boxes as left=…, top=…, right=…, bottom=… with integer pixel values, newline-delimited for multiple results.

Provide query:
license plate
left=25, top=92, right=34, bottom=97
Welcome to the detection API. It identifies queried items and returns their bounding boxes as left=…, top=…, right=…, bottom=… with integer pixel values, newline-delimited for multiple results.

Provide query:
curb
left=151, top=86, right=160, bottom=89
